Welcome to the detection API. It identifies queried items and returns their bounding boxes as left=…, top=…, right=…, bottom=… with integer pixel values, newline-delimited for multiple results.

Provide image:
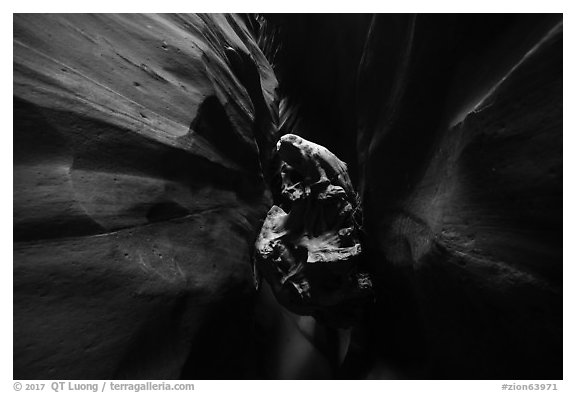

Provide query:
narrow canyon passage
left=13, top=14, right=562, bottom=379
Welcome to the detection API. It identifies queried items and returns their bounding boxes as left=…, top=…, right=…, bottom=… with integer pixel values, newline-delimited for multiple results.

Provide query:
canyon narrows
left=13, top=13, right=562, bottom=380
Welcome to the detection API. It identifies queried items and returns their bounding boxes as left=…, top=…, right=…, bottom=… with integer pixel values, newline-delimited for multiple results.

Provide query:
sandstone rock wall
left=269, top=14, right=563, bottom=379
left=14, top=13, right=563, bottom=380
left=14, top=13, right=277, bottom=379
left=358, top=15, right=562, bottom=380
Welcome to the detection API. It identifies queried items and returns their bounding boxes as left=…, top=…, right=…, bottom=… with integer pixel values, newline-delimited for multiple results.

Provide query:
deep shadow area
left=256, top=13, right=563, bottom=379
left=12, top=13, right=562, bottom=380
left=190, top=95, right=263, bottom=175
left=13, top=96, right=267, bottom=242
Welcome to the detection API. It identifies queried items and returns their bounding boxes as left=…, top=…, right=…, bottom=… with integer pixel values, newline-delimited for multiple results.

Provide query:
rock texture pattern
left=14, top=13, right=563, bottom=380
left=255, top=134, right=372, bottom=327
left=265, top=14, right=563, bottom=379
left=355, top=15, right=563, bottom=380
left=14, top=14, right=277, bottom=379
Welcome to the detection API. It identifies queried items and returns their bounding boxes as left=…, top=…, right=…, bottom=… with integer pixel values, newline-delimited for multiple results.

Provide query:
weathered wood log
left=255, top=134, right=372, bottom=328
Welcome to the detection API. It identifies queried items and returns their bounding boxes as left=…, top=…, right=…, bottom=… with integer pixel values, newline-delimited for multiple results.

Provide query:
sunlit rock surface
left=14, top=13, right=277, bottom=379
left=14, top=13, right=563, bottom=380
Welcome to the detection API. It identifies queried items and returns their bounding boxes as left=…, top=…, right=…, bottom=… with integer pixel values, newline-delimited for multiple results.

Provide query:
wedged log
left=264, top=14, right=562, bottom=378
left=255, top=134, right=372, bottom=328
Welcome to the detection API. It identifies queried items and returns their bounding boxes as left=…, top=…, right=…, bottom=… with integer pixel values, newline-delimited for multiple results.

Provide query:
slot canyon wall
left=14, top=13, right=562, bottom=379
left=266, top=14, right=563, bottom=378
left=14, top=14, right=278, bottom=379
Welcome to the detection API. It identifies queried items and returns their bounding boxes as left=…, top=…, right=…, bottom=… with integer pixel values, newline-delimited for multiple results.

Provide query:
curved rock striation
left=264, top=14, right=563, bottom=379
left=14, top=13, right=277, bottom=379
left=14, top=13, right=563, bottom=380
left=355, top=15, right=563, bottom=379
